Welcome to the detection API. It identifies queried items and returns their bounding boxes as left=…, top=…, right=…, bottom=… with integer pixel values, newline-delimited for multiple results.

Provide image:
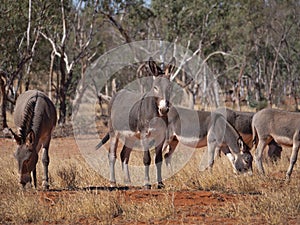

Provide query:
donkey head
left=147, top=57, right=176, bottom=116
left=233, top=138, right=253, bottom=174
left=10, top=129, right=38, bottom=187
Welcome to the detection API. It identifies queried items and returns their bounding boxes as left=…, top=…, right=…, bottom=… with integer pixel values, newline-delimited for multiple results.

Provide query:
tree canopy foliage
left=1, top=0, right=300, bottom=127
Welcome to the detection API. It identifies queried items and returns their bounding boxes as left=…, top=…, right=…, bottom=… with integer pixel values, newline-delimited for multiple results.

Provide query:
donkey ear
left=164, top=57, right=176, bottom=78
left=9, top=128, right=22, bottom=145
left=25, top=130, right=35, bottom=149
left=147, top=57, right=161, bottom=77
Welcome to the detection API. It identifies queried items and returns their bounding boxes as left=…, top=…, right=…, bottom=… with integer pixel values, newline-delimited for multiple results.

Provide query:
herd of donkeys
left=8, top=58, right=299, bottom=190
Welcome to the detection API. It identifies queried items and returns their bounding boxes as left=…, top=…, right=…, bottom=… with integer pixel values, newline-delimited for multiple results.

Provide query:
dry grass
left=0, top=137, right=299, bottom=224
left=164, top=147, right=300, bottom=224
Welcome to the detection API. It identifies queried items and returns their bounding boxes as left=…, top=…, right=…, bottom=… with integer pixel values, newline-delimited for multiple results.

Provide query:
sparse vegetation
left=0, top=136, right=299, bottom=224
left=56, top=163, right=80, bottom=190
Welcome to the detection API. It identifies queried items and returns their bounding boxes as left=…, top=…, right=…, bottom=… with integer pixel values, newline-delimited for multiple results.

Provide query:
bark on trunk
left=0, top=77, right=8, bottom=129
left=58, top=53, right=66, bottom=124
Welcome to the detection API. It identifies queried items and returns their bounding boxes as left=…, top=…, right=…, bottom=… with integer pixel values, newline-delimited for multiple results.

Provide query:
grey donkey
left=252, top=108, right=300, bottom=181
left=215, top=107, right=282, bottom=163
left=96, top=57, right=176, bottom=189
left=10, top=90, right=57, bottom=189
left=164, top=106, right=253, bottom=174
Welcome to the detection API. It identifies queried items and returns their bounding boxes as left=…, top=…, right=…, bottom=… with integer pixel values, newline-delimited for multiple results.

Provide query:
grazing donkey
left=215, top=107, right=282, bottom=162
left=164, top=106, right=253, bottom=173
left=252, top=108, right=300, bottom=181
left=10, top=90, right=57, bottom=189
left=96, top=58, right=175, bottom=189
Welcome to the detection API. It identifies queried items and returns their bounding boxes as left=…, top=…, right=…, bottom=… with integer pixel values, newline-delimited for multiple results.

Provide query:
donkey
left=9, top=90, right=57, bottom=189
left=252, top=108, right=300, bottom=181
left=96, top=57, right=175, bottom=189
left=164, top=106, right=253, bottom=173
left=215, top=107, right=282, bottom=162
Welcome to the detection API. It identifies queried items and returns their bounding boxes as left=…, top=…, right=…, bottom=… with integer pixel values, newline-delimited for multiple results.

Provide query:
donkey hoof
left=42, top=181, right=50, bottom=190
left=285, top=175, right=291, bottom=184
left=110, top=181, right=117, bottom=188
left=157, top=182, right=165, bottom=189
left=43, top=185, right=50, bottom=190
left=144, top=184, right=151, bottom=190
left=124, top=181, right=131, bottom=188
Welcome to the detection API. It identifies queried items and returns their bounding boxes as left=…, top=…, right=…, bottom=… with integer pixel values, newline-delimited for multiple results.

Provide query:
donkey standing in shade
left=252, top=108, right=300, bottom=181
left=163, top=106, right=253, bottom=173
left=96, top=58, right=176, bottom=189
left=9, top=90, right=57, bottom=189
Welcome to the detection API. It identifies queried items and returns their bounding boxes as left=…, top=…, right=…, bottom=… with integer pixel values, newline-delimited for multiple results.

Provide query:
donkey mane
left=20, top=93, right=38, bottom=142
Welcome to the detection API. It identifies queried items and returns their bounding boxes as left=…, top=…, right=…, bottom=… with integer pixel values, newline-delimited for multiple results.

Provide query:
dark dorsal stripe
left=20, top=92, right=39, bottom=142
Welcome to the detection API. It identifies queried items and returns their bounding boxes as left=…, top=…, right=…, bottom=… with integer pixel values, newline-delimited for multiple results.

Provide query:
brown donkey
left=10, top=90, right=56, bottom=189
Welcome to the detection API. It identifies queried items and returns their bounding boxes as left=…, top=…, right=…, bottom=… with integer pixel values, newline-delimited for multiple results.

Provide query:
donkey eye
left=154, top=86, right=159, bottom=93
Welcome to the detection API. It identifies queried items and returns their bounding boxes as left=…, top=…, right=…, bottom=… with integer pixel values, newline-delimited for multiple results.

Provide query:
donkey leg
left=164, top=138, right=179, bottom=172
left=155, top=142, right=164, bottom=189
left=143, top=149, right=151, bottom=189
left=255, top=140, right=267, bottom=175
left=41, top=141, right=50, bottom=189
left=142, top=139, right=151, bottom=189
left=32, top=167, right=37, bottom=189
left=203, top=129, right=218, bottom=171
left=286, top=133, right=300, bottom=181
left=120, top=141, right=133, bottom=185
left=286, top=145, right=299, bottom=182
left=109, top=134, right=119, bottom=187
left=207, top=140, right=218, bottom=171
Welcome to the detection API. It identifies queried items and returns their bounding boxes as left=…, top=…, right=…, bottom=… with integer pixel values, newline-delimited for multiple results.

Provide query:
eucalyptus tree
left=0, top=0, right=46, bottom=129
left=40, top=0, right=100, bottom=124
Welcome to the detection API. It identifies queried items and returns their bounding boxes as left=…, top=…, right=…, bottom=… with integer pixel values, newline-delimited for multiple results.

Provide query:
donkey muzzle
left=20, top=173, right=31, bottom=187
left=158, top=99, right=169, bottom=116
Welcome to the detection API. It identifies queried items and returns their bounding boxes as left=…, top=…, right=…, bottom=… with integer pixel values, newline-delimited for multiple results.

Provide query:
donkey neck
left=128, top=94, right=166, bottom=133
left=221, top=121, right=241, bottom=154
left=210, top=113, right=241, bottom=153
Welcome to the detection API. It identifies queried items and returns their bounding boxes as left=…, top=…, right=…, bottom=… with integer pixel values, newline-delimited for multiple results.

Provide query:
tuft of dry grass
left=165, top=146, right=300, bottom=224
left=56, top=163, right=80, bottom=190
left=0, top=190, right=123, bottom=224
left=121, top=192, right=174, bottom=221
left=218, top=183, right=300, bottom=225
left=1, top=137, right=299, bottom=224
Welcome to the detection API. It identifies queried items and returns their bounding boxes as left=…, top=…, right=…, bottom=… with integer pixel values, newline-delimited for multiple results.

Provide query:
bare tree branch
left=27, top=0, right=32, bottom=50
left=40, top=31, right=62, bottom=57
left=170, top=38, right=201, bottom=81
left=61, top=0, right=67, bottom=46
left=99, top=10, right=131, bottom=43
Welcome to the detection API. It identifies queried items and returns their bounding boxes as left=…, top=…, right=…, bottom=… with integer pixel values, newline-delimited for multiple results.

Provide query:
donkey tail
left=95, top=133, right=110, bottom=150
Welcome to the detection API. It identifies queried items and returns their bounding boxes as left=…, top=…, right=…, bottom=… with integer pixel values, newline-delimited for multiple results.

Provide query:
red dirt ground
left=4, top=117, right=297, bottom=225
left=36, top=188, right=240, bottom=224
left=1, top=135, right=252, bottom=225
